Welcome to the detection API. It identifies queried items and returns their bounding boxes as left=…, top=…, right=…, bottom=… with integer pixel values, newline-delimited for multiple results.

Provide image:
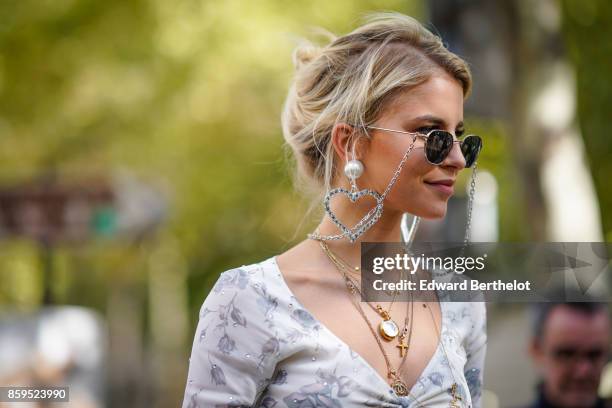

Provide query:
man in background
left=527, top=296, right=612, bottom=408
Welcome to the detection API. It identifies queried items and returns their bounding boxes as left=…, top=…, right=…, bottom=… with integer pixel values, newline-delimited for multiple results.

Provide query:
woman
left=183, top=11, right=487, bottom=407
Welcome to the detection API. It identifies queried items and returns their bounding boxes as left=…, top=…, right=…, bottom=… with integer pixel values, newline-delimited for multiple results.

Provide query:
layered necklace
left=319, top=241, right=406, bottom=345
left=319, top=241, right=465, bottom=406
left=320, top=240, right=415, bottom=396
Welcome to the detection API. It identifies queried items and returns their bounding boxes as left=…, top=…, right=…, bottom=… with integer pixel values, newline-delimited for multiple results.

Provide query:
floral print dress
left=182, top=256, right=487, bottom=407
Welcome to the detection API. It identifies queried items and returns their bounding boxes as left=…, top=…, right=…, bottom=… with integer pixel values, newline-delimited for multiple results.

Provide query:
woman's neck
left=312, top=205, right=405, bottom=269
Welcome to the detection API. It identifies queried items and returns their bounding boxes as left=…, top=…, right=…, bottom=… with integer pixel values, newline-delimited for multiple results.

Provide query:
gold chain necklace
left=422, top=301, right=464, bottom=407
left=320, top=241, right=402, bottom=342
left=320, top=241, right=416, bottom=397
left=323, top=242, right=412, bottom=357
left=320, top=241, right=466, bottom=406
left=352, top=284, right=415, bottom=397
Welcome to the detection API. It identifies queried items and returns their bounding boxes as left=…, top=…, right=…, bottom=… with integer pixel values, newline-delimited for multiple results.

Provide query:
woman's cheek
left=400, top=155, right=431, bottom=182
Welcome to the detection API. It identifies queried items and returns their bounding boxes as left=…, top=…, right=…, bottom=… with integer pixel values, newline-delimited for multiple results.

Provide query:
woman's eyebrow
left=411, top=114, right=464, bottom=129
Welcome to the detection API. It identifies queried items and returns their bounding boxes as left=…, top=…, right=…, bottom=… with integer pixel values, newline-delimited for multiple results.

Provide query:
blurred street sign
left=0, top=172, right=167, bottom=244
left=0, top=176, right=114, bottom=244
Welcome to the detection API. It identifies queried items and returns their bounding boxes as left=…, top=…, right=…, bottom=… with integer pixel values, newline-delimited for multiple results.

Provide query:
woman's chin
left=407, top=204, right=447, bottom=219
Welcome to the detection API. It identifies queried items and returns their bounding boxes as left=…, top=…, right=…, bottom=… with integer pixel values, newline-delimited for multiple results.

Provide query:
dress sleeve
left=182, top=267, right=281, bottom=408
left=464, top=301, right=487, bottom=408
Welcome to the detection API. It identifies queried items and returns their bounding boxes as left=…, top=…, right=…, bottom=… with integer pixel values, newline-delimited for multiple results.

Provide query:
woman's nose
left=441, top=142, right=466, bottom=170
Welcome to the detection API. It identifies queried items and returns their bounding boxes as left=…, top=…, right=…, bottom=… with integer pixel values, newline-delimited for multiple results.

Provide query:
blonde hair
left=281, top=11, right=472, bottom=220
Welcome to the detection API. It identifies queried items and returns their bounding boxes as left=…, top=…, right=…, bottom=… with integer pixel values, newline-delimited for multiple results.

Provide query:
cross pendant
left=396, top=339, right=409, bottom=357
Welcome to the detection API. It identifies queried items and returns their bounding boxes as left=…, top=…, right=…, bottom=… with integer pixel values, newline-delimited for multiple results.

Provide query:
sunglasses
left=365, top=125, right=483, bottom=168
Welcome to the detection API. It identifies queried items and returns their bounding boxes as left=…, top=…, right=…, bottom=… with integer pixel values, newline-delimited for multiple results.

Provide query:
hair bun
left=292, top=42, right=322, bottom=70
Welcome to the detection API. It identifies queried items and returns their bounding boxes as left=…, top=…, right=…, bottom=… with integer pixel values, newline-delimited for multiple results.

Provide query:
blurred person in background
left=526, top=296, right=611, bottom=408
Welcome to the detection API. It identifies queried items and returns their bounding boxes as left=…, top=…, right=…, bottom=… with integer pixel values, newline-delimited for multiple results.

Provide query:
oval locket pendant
left=379, top=319, right=399, bottom=340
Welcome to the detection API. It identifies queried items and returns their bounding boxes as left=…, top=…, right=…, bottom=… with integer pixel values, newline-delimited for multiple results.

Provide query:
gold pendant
left=391, top=378, right=409, bottom=396
left=379, top=319, right=399, bottom=340
left=396, top=338, right=409, bottom=357
left=450, top=383, right=463, bottom=407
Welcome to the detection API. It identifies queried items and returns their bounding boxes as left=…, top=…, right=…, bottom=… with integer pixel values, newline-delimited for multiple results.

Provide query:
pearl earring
left=343, top=159, right=364, bottom=181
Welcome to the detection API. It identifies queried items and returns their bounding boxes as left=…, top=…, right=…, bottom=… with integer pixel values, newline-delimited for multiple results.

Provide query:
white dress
left=182, top=256, right=487, bottom=407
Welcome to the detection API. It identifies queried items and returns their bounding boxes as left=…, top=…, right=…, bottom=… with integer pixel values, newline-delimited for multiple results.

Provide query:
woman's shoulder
left=208, top=256, right=281, bottom=297
left=185, top=257, right=287, bottom=405
left=199, top=256, right=287, bottom=323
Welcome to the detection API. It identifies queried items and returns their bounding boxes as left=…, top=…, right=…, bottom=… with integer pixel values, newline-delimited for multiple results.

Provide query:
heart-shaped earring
left=308, top=134, right=419, bottom=243
left=319, top=158, right=384, bottom=243
left=324, top=187, right=384, bottom=243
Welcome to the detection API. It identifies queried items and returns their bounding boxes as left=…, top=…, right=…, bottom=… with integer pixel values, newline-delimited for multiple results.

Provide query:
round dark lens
left=461, top=135, right=482, bottom=168
left=425, top=130, right=454, bottom=164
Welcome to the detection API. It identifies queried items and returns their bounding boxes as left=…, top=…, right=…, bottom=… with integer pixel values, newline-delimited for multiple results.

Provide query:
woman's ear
left=330, top=122, right=368, bottom=164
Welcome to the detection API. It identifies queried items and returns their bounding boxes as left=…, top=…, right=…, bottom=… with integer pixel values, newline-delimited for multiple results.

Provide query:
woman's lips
left=424, top=180, right=455, bottom=195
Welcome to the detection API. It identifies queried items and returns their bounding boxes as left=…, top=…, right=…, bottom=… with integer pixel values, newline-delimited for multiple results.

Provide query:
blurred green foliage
left=561, top=0, right=612, bottom=240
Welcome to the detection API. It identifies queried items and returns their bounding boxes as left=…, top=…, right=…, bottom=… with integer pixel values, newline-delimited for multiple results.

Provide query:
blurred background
left=0, top=0, right=610, bottom=407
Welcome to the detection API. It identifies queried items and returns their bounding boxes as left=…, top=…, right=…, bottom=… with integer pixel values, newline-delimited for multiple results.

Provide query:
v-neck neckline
left=268, top=255, right=446, bottom=401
